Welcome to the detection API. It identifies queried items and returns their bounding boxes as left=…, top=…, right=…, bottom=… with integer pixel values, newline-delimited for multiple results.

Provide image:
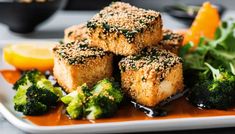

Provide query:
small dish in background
left=0, top=0, right=66, bottom=34
left=164, top=4, right=225, bottom=26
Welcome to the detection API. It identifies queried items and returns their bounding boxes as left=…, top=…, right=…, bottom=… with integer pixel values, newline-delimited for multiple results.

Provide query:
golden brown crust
left=53, top=40, right=111, bottom=65
left=64, top=24, right=88, bottom=43
left=119, top=48, right=184, bottom=107
left=53, top=40, right=113, bottom=93
left=156, top=29, right=184, bottom=54
left=121, top=63, right=184, bottom=107
left=87, top=2, right=163, bottom=56
left=53, top=54, right=113, bottom=93
left=88, top=22, right=162, bottom=56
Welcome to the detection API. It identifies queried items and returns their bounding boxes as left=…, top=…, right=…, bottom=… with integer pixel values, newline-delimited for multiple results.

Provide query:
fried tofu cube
left=64, top=24, right=88, bottom=43
left=87, top=2, right=163, bottom=56
left=156, top=29, right=184, bottom=54
left=53, top=40, right=113, bottom=93
left=119, top=47, right=184, bottom=107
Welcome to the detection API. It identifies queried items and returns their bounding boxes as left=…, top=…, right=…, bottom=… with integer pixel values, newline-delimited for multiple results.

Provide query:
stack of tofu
left=53, top=2, right=184, bottom=107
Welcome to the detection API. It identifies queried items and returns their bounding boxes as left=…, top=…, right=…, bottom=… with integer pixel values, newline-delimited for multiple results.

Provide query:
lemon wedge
left=3, top=42, right=55, bottom=72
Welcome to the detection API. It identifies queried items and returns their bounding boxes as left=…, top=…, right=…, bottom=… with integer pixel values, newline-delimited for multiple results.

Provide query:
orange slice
left=3, top=42, right=55, bottom=72
left=183, top=2, right=220, bottom=47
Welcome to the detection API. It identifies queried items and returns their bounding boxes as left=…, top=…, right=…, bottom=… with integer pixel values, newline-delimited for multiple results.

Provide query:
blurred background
left=64, top=0, right=234, bottom=10
left=0, top=0, right=233, bottom=39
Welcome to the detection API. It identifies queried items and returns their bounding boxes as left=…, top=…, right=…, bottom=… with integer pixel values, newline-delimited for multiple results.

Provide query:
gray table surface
left=0, top=10, right=235, bottom=134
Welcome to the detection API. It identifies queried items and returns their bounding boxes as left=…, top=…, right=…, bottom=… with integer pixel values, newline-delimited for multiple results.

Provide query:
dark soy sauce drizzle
left=130, top=101, right=167, bottom=117
left=131, top=88, right=189, bottom=117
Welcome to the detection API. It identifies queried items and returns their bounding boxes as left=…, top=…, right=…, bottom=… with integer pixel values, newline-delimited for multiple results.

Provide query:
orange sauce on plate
left=1, top=70, right=235, bottom=126
left=0, top=70, right=21, bottom=84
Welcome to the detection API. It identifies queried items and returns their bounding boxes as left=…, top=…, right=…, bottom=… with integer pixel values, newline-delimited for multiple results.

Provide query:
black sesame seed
left=102, top=22, right=111, bottom=32
left=68, top=31, right=73, bottom=37
left=54, top=40, right=110, bottom=65
left=141, top=76, right=147, bottom=82
left=87, top=21, right=97, bottom=29
left=119, top=48, right=181, bottom=81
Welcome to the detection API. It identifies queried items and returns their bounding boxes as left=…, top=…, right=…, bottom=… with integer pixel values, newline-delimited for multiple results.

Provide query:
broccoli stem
left=229, top=62, right=235, bottom=75
left=204, top=62, right=221, bottom=80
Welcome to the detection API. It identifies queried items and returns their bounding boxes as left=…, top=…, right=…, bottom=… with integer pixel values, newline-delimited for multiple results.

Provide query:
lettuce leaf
left=181, top=19, right=235, bottom=74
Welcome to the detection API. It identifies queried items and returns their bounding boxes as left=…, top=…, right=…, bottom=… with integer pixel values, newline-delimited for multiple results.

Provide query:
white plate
left=1, top=40, right=235, bottom=134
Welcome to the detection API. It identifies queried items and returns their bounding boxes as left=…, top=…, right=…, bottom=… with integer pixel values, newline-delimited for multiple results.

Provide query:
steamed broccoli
left=61, top=79, right=123, bottom=120
left=36, top=78, right=63, bottom=99
left=13, top=70, right=44, bottom=90
left=85, top=79, right=123, bottom=119
left=61, top=84, right=90, bottom=119
left=13, top=70, right=63, bottom=115
left=85, top=95, right=118, bottom=119
left=91, top=79, right=123, bottom=104
left=187, top=63, right=235, bottom=109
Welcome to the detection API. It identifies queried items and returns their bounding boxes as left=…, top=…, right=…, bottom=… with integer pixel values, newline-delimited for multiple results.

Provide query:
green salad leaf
left=181, top=19, right=235, bottom=109
left=180, top=19, right=235, bottom=74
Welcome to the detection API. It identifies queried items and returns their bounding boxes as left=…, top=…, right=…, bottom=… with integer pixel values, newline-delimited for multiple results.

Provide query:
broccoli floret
left=36, top=78, right=63, bottom=99
left=21, top=100, right=48, bottom=115
left=27, top=70, right=45, bottom=83
left=13, top=70, right=63, bottom=115
left=13, top=75, right=30, bottom=90
left=85, top=95, right=118, bottom=119
left=26, top=85, right=58, bottom=106
left=13, top=88, right=27, bottom=112
left=91, top=79, right=123, bottom=103
left=13, top=70, right=45, bottom=90
left=66, top=100, right=83, bottom=119
left=14, top=86, right=50, bottom=115
left=61, top=84, right=90, bottom=119
left=61, top=79, right=123, bottom=120
left=84, top=79, right=123, bottom=119
left=187, top=63, right=235, bottom=109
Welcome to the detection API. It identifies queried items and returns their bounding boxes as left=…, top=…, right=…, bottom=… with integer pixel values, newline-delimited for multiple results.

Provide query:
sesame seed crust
left=160, top=29, right=184, bottom=46
left=64, top=24, right=88, bottom=43
left=87, top=2, right=161, bottom=43
left=53, top=39, right=111, bottom=65
left=119, top=47, right=182, bottom=80
left=155, top=29, right=184, bottom=54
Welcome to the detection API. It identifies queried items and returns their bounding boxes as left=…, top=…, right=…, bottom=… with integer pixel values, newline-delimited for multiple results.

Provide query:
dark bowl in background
left=64, top=0, right=112, bottom=10
left=0, top=0, right=66, bottom=33
left=164, top=4, right=225, bottom=26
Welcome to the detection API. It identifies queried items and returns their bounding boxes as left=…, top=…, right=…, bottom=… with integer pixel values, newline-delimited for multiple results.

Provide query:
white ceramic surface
left=1, top=41, right=235, bottom=134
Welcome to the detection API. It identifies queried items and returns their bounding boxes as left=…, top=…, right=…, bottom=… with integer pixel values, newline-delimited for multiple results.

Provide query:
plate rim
left=1, top=101, right=235, bottom=133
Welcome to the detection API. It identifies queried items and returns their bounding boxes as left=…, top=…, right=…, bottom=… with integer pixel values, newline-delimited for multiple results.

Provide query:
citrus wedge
left=3, top=42, right=55, bottom=72
left=183, top=2, right=220, bottom=46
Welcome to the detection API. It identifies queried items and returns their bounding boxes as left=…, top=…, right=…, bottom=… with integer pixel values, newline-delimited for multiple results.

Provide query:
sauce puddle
left=24, top=98, right=235, bottom=126
left=0, top=70, right=21, bottom=84
left=1, top=70, right=235, bottom=126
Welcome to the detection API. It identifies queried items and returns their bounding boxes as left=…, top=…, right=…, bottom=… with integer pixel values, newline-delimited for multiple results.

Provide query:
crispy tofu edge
left=53, top=54, right=113, bottom=93
left=120, top=63, right=184, bottom=107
